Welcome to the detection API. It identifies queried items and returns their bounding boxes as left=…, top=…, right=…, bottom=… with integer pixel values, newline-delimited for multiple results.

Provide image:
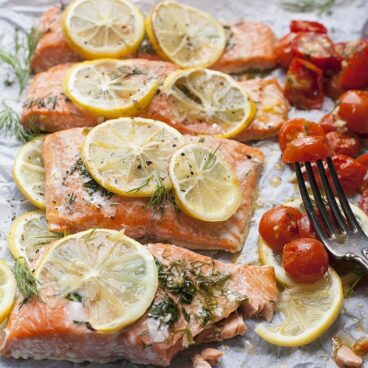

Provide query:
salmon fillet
left=212, top=21, right=277, bottom=74
left=42, top=128, right=264, bottom=252
left=142, top=77, right=288, bottom=141
left=234, top=78, right=289, bottom=141
left=30, top=6, right=80, bottom=73
left=0, top=243, right=278, bottom=365
left=22, top=60, right=178, bottom=132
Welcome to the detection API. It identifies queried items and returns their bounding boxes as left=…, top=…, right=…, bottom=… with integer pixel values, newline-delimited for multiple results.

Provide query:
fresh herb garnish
left=66, top=292, right=83, bottom=303
left=0, top=102, right=40, bottom=142
left=128, top=177, right=151, bottom=194
left=0, top=27, right=41, bottom=95
left=13, top=257, right=39, bottom=306
left=282, top=0, right=335, bottom=15
left=202, top=144, right=221, bottom=170
left=149, top=296, right=179, bottom=328
left=147, top=176, right=176, bottom=214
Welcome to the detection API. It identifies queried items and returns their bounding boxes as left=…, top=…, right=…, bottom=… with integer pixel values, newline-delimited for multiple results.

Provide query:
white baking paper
left=0, top=0, right=367, bottom=367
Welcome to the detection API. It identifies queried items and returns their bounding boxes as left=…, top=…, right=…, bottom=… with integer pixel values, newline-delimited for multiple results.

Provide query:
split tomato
left=290, top=20, right=327, bottom=34
left=325, top=131, right=361, bottom=157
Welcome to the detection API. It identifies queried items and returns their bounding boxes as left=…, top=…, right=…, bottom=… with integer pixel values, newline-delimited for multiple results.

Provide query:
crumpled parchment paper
left=0, top=0, right=367, bottom=367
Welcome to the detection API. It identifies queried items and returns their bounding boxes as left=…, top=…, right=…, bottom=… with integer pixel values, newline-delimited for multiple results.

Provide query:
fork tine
left=305, top=162, right=337, bottom=237
left=295, top=162, right=328, bottom=240
left=327, top=157, right=366, bottom=234
left=316, top=160, right=349, bottom=233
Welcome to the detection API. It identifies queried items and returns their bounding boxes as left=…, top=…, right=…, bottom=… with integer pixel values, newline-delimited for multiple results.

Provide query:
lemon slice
left=255, top=267, right=343, bottom=347
left=13, top=137, right=45, bottom=209
left=64, top=59, right=160, bottom=118
left=62, top=0, right=145, bottom=59
left=82, top=117, right=183, bottom=197
left=0, top=260, right=16, bottom=323
left=163, top=68, right=255, bottom=138
left=169, top=143, right=241, bottom=222
left=146, top=1, right=226, bottom=68
left=7, top=211, right=62, bottom=266
left=35, top=229, right=158, bottom=332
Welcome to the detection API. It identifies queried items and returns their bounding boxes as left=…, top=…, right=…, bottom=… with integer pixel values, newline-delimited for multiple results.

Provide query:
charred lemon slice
left=62, top=0, right=145, bottom=59
left=146, top=1, right=226, bottom=68
left=64, top=59, right=160, bottom=118
left=35, top=229, right=158, bottom=332
left=82, top=118, right=183, bottom=197
left=163, top=68, right=255, bottom=138
left=13, top=137, right=45, bottom=209
left=169, top=143, right=241, bottom=222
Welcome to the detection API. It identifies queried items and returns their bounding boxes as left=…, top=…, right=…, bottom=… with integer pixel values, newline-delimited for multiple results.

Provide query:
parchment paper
left=0, top=0, right=367, bottom=367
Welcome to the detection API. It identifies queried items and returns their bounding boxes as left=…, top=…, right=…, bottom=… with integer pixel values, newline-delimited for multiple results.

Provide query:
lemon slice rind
left=13, top=137, right=45, bottom=209
left=0, top=260, right=16, bottom=324
left=169, top=142, right=241, bottom=222
left=62, top=0, right=145, bottom=59
left=146, top=1, right=226, bottom=68
left=163, top=68, right=255, bottom=138
left=34, top=229, right=158, bottom=333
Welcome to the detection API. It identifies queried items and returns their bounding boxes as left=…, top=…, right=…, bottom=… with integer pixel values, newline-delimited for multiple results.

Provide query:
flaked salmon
left=42, top=128, right=264, bottom=252
left=139, top=20, right=277, bottom=74
left=30, top=6, right=80, bottom=73
left=0, top=243, right=278, bottom=365
left=22, top=60, right=178, bottom=132
left=142, top=77, right=288, bottom=141
left=212, top=21, right=277, bottom=74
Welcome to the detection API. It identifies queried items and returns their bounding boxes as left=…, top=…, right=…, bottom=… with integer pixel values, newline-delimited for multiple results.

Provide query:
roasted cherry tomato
left=285, top=58, right=324, bottom=109
left=282, top=136, right=332, bottom=163
left=290, top=20, right=327, bottom=34
left=341, top=41, right=368, bottom=89
left=282, top=238, right=329, bottom=283
left=297, top=213, right=316, bottom=238
left=278, top=118, right=325, bottom=151
left=292, top=33, right=341, bottom=73
left=320, top=110, right=342, bottom=133
left=326, top=131, right=361, bottom=157
left=359, top=189, right=368, bottom=215
left=259, top=205, right=302, bottom=254
left=357, top=153, right=368, bottom=167
left=274, top=32, right=298, bottom=69
left=312, top=154, right=367, bottom=196
left=324, top=72, right=345, bottom=100
left=356, top=153, right=368, bottom=193
left=339, top=90, right=368, bottom=135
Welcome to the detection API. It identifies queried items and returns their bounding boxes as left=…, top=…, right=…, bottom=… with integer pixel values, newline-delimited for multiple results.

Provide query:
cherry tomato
left=356, top=153, right=368, bottom=167
left=259, top=206, right=302, bottom=253
left=312, top=154, right=367, bottom=196
left=292, top=33, right=341, bottom=73
left=290, top=20, right=327, bottom=34
left=341, top=41, right=368, bottom=89
left=356, top=153, right=368, bottom=193
left=274, top=33, right=298, bottom=69
left=339, top=90, right=368, bottom=135
left=297, top=213, right=316, bottom=238
left=320, top=110, right=343, bottom=133
left=282, top=136, right=332, bottom=163
left=359, top=189, right=368, bottom=215
left=324, top=71, right=345, bottom=100
left=278, top=118, right=325, bottom=151
left=326, top=131, right=361, bottom=157
left=282, top=238, right=329, bottom=283
left=285, top=58, right=324, bottom=109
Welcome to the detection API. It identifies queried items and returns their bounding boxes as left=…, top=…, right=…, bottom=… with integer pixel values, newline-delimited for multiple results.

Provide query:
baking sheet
left=0, top=0, right=367, bottom=367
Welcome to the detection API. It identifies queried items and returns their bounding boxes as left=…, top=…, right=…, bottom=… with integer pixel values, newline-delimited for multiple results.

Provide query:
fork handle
left=349, top=253, right=368, bottom=272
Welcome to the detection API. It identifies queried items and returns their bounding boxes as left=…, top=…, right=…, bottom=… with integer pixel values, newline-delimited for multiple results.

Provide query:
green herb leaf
left=149, top=296, right=179, bottom=328
left=13, top=257, right=39, bottom=305
left=202, top=144, right=221, bottom=171
left=282, top=0, right=335, bottom=15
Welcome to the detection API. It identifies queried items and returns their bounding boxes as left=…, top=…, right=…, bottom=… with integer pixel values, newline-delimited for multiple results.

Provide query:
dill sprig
left=147, top=176, right=172, bottom=211
left=282, top=0, right=335, bottom=15
left=203, top=144, right=221, bottom=170
left=13, top=257, right=39, bottom=305
left=0, top=102, right=40, bottom=142
left=0, top=27, right=40, bottom=95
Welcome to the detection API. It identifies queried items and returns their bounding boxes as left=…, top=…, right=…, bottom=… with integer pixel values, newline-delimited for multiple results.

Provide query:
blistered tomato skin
left=282, top=238, right=329, bottom=283
left=259, top=206, right=302, bottom=254
left=339, top=90, right=368, bottom=135
left=282, top=136, right=333, bottom=164
left=278, top=118, right=325, bottom=151
left=274, top=32, right=298, bottom=69
left=290, top=20, right=327, bottom=34
left=326, top=131, right=361, bottom=157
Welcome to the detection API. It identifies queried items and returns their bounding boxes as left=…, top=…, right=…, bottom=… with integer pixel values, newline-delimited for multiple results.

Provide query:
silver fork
left=295, top=157, right=368, bottom=271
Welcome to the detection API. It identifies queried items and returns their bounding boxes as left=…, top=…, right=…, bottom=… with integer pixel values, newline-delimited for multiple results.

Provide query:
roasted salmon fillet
left=142, top=77, right=288, bottom=141
left=30, top=6, right=80, bottom=73
left=0, top=243, right=278, bottom=365
left=42, top=128, right=264, bottom=252
left=22, top=60, right=178, bottom=132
